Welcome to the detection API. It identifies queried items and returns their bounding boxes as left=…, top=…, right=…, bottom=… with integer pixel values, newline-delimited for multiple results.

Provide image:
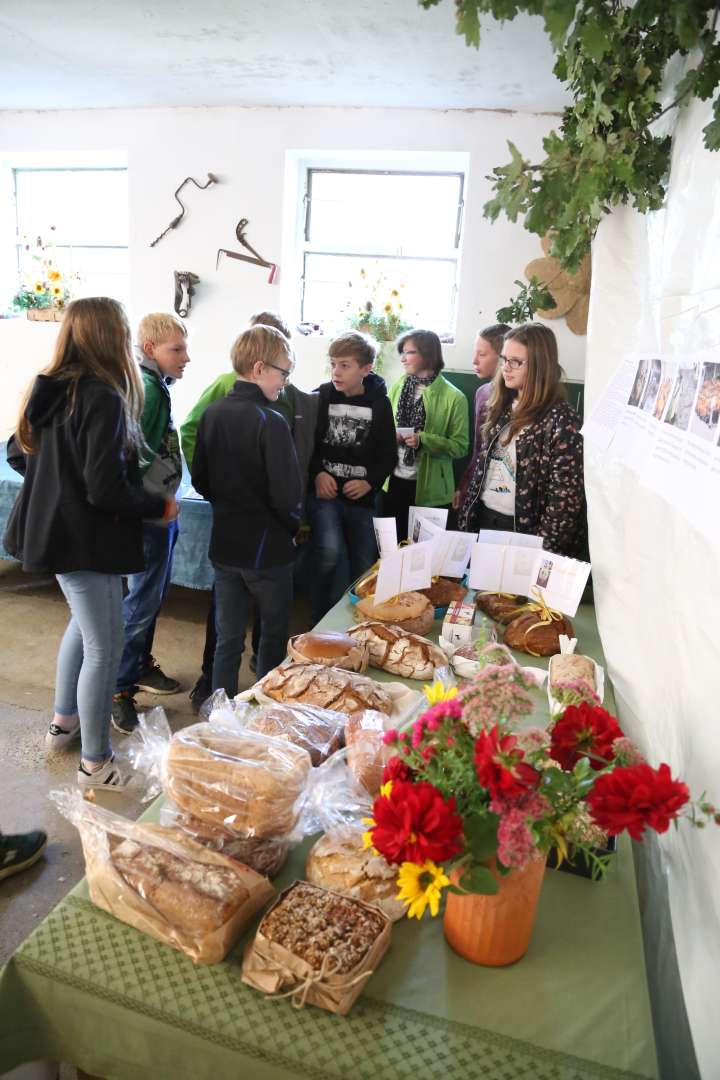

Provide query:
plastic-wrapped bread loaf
left=346, top=620, right=447, bottom=680
left=345, top=710, right=391, bottom=795
left=241, top=702, right=345, bottom=766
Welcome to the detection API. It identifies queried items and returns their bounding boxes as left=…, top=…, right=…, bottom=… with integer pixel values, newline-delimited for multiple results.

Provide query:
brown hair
left=230, top=324, right=293, bottom=376
left=478, top=322, right=511, bottom=356
left=328, top=330, right=378, bottom=367
left=396, top=328, right=444, bottom=373
left=483, top=322, right=565, bottom=442
left=16, top=297, right=144, bottom=454
left=137, top=312, right=187, bottom=347
left=249, top=310, right=291, bottom=339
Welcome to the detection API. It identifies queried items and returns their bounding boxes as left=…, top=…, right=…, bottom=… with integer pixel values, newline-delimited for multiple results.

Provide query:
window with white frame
left=299, top=167, right=465, bottom=339
left=14, top=167, right=129, bottom=305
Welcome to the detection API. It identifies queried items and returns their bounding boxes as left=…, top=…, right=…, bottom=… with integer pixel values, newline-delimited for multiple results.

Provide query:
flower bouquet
left=363, top=645, right=718, bottom=930
left=345, top=268, right=413, bottom=345
left=11, top=237, right=74, bottom=316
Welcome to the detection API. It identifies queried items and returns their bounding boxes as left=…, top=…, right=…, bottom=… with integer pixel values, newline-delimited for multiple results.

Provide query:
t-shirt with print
left=481, top=425, right=516, bottom=516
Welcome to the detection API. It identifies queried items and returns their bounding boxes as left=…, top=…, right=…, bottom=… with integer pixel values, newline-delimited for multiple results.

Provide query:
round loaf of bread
left=243, top=702, right=344, bottom=766
left=475, top=592, right=527, bottom=624
left=548, top=653, right=595, bottom=689
left=346, top=621, right=447, bottom=680
left=419, top=577, right=467, bottom=608
left=287, top=631, right=369, bottom=672
left=355, top=592, right=434, bottom=636
left=305, top=829, right=406, bottom=921
left=256, top=662, right=393, bottom=716
left=503, top=611, right=574, bottom=657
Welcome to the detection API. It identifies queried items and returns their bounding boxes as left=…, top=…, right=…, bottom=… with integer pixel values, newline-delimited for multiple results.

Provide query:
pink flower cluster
left=410, top=699, right=462, bottom=748
left=459, top=663, right=535, bottom=736
left=496, top=809, right=537, bottom=870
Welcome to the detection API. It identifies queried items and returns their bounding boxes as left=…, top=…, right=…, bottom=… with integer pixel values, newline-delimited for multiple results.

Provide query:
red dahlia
left=587, top=762, right=690, bottom=841
left=474, top=725, right=540, bottom=802
left=550, top=703, right=624, bottom=771
left=370, top=779, right=463, bottom=866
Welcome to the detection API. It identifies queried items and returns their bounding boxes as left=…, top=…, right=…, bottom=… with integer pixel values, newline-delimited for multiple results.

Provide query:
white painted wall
left=0, top=104, right=586, bottom=436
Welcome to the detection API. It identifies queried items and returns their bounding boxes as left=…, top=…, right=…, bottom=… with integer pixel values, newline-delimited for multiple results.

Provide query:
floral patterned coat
left=457, top=400, right=587, bottom=559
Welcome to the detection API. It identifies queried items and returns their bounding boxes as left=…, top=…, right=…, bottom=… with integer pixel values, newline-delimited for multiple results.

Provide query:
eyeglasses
left=401, top=349, right=420, bottom=357
left=265, top=362, right=293, bottom=382
left=500, top=356, right=528, bottom=370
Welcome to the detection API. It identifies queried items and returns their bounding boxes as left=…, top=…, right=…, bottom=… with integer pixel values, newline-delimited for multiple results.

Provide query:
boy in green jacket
left=112, top=313, right=188, bottom=734
left=180, top=312, right=318, bottom=710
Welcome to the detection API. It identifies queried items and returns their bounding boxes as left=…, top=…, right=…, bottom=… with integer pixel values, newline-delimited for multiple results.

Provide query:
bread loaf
left=346, top=621, right=447, bottom=680
left=548, top=653, right=595, bottom=689
left=355, top=592, right=434, bottom=637
left=255, top=663, right=393, bottom=716
left=306, top=828, right=406, bottom=921
left=344, top=710, right=390, bottom=795
left=418, top=577, right=467, bottom=609
left=475, top=593, right=527, bottom=624
left=83, top=820, right=274, bottom=964
left=287, top=631, right=369, bottom=673
left=242, top=702, right=344, bottom=766
left=503, top=612, right=574, bottom=657
left=167, top=812, right=289, bottom=877
left=166, top=722, right=312, bottom=838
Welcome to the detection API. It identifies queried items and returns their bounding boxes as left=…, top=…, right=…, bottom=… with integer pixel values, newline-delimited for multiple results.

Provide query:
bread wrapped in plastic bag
left=239, top=700, right=345, bottom=766
left=159, top=802, right=290, bottom=878
left=50, top=789, right=274, bottom=964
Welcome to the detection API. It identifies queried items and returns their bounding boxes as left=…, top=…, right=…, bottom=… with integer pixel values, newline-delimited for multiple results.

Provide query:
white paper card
left=477, top=529, right=544, bottom=549
left=531, top=552, right=591, bottom=617
left=374, top=540, right=434, bottom=604
left=372, top=517, right=398, bottom=558
left=408, top=505, right=448, bottom=543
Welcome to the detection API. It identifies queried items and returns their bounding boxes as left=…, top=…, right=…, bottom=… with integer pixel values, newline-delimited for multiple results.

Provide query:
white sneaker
left=45, top=718, right=81, bottom=752
left=77, top=754, right=127, bottom=791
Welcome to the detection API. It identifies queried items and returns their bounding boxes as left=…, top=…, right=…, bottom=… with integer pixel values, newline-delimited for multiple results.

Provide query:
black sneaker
left=189, top=674, right=211, bottom=715
left=0, top=830, right=47, bottom=881
left=136, top=656, right=180, bottom=695
left=111, top=692, right=139, bottom=734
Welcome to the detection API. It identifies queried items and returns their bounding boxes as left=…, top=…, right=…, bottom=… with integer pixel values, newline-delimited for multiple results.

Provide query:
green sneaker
left=0, top=830, right=48, bottom=881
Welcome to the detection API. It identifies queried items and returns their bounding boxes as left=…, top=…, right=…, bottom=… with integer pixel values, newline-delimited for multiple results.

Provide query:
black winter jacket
left=4, top=374, right=166, bottom=574
left=191, top=380, right=303, bottom=569
left=458, top=400, right=587, bottom=559
left=309, top=373, right=397, bottom=508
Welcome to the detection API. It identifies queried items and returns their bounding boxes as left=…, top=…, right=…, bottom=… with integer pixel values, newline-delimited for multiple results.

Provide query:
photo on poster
left=639, top=358, right=663, bottom=413
left=688, top=361, right=720, bottom=442
left=653, top=363, right=676, bottom=420
left=535, top=558, right=553, bottom=589
left=627, top=356, right=650, bottom=407
left=664, top=364, right=701, bottom=431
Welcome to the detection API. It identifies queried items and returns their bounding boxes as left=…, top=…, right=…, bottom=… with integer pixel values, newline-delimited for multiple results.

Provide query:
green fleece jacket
left=385, top=374, right=469, bottom=506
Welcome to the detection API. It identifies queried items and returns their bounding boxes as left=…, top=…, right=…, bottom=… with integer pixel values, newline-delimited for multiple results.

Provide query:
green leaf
left=456, top=0, right=481, bottom=48
left=580, top=18, right=609, bottom=63
left=543, top=0, right=577, bottom=47
left=703, top=96, right=720, bottom=151
left=456, top=863, right=499, bottom=895
left=463, top=815, right=499, bottom=863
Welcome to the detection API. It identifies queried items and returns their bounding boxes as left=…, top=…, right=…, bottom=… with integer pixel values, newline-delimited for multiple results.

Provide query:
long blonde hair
left=16, top=297, right=145, bottom=454
left=483, top=323, right=565, bottom=443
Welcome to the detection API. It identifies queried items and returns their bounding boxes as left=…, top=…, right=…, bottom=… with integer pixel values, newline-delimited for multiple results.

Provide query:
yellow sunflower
left=51, top=285, right=64, bottom=299
left=396, top=860, right=450, bottom=919
left=47, top=268, right=62, bottom=282
left=33, top=281, right=46, bottom=295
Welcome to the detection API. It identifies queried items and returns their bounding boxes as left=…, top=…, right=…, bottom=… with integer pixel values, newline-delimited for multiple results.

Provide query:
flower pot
left=443, top=855, right=546, bottom=966
left=26, top=308, right=64, bottom=322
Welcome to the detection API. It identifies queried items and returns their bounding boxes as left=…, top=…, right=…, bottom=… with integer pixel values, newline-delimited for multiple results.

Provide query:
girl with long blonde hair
left=4, top=297, right=177, bottom=789
left=457, top=323, right=586, bottom=558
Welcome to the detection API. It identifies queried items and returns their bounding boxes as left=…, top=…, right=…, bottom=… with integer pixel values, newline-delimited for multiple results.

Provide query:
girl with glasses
left=457, top=323, right=586, bottom=558
left=383, top=329, right=469, bottom=540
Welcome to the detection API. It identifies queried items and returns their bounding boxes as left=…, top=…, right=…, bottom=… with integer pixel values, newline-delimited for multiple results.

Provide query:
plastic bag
left=50, top=788, right=274, bottom=964
left=158, top=800, right=289, bottom=878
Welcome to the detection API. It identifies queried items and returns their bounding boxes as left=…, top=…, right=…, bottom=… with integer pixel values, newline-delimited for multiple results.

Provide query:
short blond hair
left=231, top=324, right=292, bottom=376
left=137, top=312, right=187, bottom=347
left=249, top=310, right=291, bottom=339
left=329, top=331, right=378, bottom=367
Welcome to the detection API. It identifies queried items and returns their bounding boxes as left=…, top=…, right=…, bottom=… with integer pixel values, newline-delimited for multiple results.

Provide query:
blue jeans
left=212, top=561, right=294, bottom=695
left=55, top=571, right=125, bottom=763
left=115, top=522, right=179, bottom=693
left=307, top=495, right=378, bottom=622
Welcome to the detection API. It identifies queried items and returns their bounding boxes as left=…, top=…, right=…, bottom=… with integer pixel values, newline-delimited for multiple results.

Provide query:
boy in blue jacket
left=192, top=325, right=302, bottom=693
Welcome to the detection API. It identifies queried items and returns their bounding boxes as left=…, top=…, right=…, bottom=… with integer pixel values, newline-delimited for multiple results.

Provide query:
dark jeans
left=307, top=494, right=378, bottom=622
left=200, top=586, right=260, bottom=683
left=212, top=561, right=294, bottom=695
left=477, top=505, right=515, bottom=533
left=116, top=521, right=179, bottom=693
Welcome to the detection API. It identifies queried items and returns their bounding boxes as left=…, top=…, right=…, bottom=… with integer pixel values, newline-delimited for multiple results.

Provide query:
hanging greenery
left=419, top=0, right=720, bottom=317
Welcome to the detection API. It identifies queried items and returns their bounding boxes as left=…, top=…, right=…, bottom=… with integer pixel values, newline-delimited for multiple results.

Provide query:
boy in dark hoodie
left=307, top=331, right=397, bottom=622
left=111, top=313, right=188, bottom=733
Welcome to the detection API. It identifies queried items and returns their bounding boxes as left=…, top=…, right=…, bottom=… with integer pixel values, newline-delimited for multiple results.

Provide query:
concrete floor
left=0, top=559, right=310, bottom=968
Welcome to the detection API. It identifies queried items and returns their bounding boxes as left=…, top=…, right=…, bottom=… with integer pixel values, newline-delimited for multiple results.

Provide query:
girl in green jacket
left=383, top=329, right=469, bottom=540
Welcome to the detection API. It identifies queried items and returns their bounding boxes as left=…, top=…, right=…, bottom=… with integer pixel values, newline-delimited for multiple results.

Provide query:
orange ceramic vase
left=443, top=855, right=546, bottom=966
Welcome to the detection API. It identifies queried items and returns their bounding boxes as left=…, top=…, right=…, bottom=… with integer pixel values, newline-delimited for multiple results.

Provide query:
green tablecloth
left=0, top=600, right=659, bottom=1080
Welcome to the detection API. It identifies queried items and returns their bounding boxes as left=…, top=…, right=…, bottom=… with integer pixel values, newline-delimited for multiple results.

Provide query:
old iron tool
left=150, top=173, right=218, bottom=248
left=216, top=218, right=277, bottom=284
left=174, top=270, right=200, bottom=317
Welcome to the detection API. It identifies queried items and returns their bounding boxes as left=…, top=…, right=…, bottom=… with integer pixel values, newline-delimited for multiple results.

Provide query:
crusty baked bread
left=418, top=577, right=467, bottom=608
left=503, top=612, right=574, bottom=657
left=355, top=592, right=434, bottom=637
left=287, top=631, right=369, bottom=673
left=344, top=710, right=390, bottom=795
left=166, top=722, right=312, bottom=838
left=170, top=812, right=289, bottom=877
left=83, top=821, right=274, bottom=964
left=306, top=828, right=406, bottom=921
left=346, top=621, right=447, bottom=680
left=242, top=702, right=344, bottom=766
left=256, top=663, right=393, bottom=716
left=548, top=653, right=595, bottom=688
left=475, top=593, right=527, bottom=624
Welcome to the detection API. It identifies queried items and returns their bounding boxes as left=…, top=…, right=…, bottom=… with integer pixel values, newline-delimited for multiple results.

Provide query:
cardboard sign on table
left=373, top=540, right=434, bottom=604
left=407, top=505, right=448, bottom=543
left=415, top=516, right=475, bottom=579
left=468, top=532, right=591, bottom=618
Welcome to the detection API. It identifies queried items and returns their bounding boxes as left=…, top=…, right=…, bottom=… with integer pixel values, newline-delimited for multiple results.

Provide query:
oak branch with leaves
left=419, top=0, right=720, bottom=316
